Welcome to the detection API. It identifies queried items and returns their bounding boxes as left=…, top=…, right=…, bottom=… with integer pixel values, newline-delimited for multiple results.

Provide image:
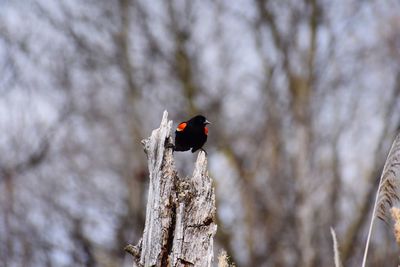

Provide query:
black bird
left=174, top=115, right=210, bottom=153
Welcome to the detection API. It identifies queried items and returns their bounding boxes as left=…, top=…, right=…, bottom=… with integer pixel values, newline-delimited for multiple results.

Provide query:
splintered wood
left=137, top=111, right=216, bottom=267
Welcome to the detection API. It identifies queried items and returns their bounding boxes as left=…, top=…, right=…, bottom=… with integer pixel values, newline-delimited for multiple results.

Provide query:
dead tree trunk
left=127, top=111, right=217, bottom=267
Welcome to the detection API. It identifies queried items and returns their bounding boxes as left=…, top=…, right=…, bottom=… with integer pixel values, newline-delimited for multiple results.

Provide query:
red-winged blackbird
left=174, top=115, right=210, bottom=153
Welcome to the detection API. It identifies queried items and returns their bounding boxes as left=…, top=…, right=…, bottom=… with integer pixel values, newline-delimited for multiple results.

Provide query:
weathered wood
left=135, top=111, right=217, bottom=267
left=171, top=152, right=217, bottom=267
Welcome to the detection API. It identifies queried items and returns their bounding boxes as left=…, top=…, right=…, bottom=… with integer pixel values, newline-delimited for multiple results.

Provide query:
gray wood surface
left=135, top=111, right=216, bottom=267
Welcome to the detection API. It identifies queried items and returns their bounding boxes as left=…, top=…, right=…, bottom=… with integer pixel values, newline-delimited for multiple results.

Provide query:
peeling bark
left=132, top=111, right=217, bottom=267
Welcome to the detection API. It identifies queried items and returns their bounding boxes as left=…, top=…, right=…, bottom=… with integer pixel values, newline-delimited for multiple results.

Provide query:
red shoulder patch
left=177, top=122, right=187, bottom=132
left=204, top=127, right=208, bottom=135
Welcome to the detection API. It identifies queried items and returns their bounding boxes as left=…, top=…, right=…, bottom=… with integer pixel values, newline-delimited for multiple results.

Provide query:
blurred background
left=1, top=0, right=400, bottom=266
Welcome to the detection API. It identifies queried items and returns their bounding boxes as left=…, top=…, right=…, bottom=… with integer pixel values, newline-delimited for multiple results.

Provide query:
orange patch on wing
left=177, top=122, right=187, bottom=131
left=204, top=127, right=208, bottom=135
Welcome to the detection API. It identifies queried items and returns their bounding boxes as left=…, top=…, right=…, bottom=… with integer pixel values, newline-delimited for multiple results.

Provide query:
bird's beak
left=205, top=120, right=211, bottom=125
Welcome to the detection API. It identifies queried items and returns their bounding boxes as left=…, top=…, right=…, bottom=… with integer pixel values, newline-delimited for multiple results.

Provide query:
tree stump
left=127, top=111, right=217, bottom=267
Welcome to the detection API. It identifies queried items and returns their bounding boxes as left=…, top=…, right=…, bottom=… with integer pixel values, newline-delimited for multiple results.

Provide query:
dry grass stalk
left=377, top=134, right=400, bottom=220
left=330, top=227, right=343, bottom=267
left=362, top=133, right=400, bottom=267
